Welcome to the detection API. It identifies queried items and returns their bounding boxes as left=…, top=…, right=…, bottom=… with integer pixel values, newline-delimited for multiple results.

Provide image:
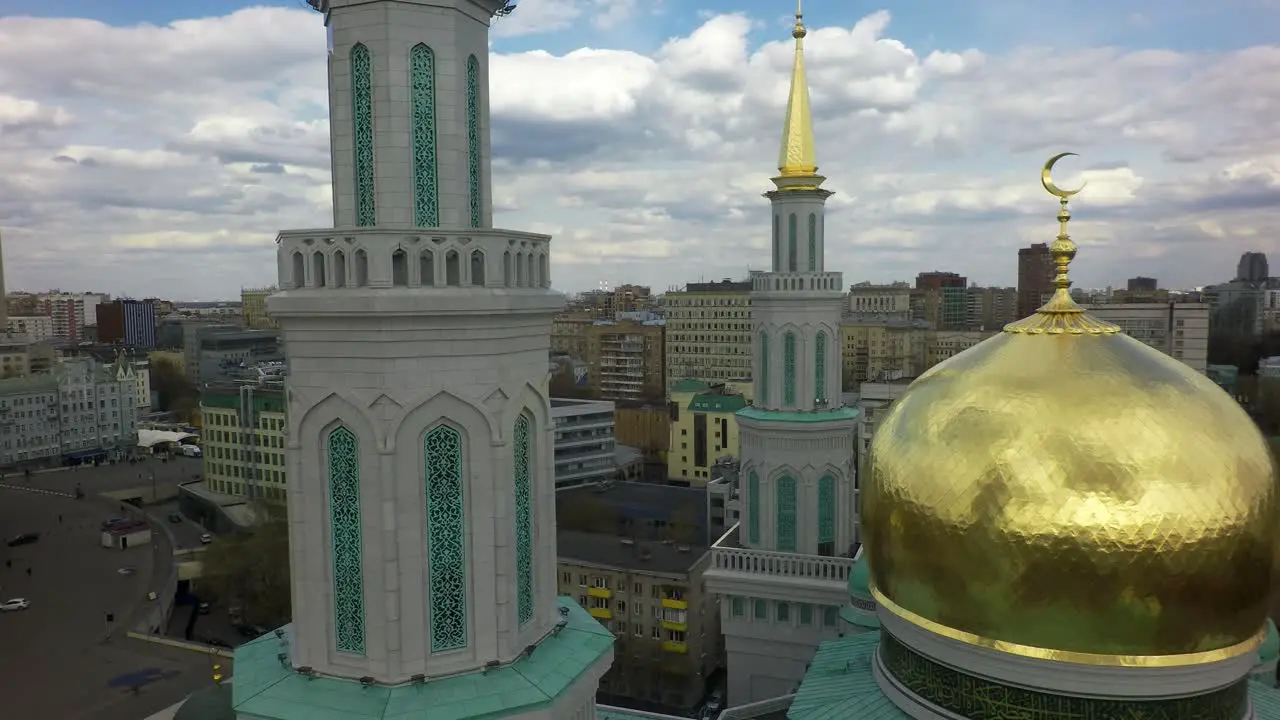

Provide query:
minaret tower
left=738, top=1, right=859, bottom=556
left=236, top=2, right=613, bottom=717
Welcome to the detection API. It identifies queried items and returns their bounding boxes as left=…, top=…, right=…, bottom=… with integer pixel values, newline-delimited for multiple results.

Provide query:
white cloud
left=0, top=6, right=1278, bottom=299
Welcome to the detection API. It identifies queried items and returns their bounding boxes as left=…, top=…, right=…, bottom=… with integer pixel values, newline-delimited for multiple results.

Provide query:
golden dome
left=863, top=159, right=1277, bottom=666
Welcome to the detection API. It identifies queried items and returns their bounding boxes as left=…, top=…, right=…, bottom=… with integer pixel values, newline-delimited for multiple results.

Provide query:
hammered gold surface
left=864, top=330, right=1277, bottom=661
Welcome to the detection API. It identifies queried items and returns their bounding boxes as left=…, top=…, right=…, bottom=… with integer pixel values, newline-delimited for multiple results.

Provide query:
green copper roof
left=787, top=632, right=908, bottom=720
left=1251, top=679, right=1280, bottom=718
left=737, top=406, right=860, bottom=423
left=848, top=553, right=870, bottom=599
left=839, top=606, right=880, bottom=629
left=230, top=597, right=612, bottom=720
left=671, top=379, right=710, bottom=394
left=688, top=392, right=748, bottom=414
left=1262, top=619, right=1279, bottom=665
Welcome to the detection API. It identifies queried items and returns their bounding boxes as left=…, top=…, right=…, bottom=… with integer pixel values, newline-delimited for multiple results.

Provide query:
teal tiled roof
left=737, top=407, right=860, bottom=424
left=230, top=597, right=613, bottom=720
left=786, top=632, right=909, bottom=720
left=688, top=392, right=748, bottom=414
left=848, top=554, right=870, bottom=598
left=1251, top=678, right=1280, bottom=718
left=671, top=379, right=710, bottom=393
left=1262, top=619, right=1279, bottom=665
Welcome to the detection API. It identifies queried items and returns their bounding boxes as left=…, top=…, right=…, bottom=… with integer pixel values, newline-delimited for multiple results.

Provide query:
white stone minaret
left=259, top=2, right=612, bottom=716
left=738, top=4, right=858, bottom=556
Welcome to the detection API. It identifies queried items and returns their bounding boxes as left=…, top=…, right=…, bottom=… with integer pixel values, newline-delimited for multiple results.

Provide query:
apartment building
left=0, top=375, right=60, bottom=466
left=584, top=319, right=666, bottom=401
left=1018, top=242, right=1055, bottom=318
left=199, top=381, right=288, bottom=501
left=96, top=299, right=158, bottom=349
left=6, top=315, right=53, bottom=342
left=0, top=337, right=30, bottom=378
left=666, top=379, right=751, bottom=485
left=965, top=286, right=1019, bottom=331
left=551, top=397, right=619, bottom=488
left=847, top=282, right=911, bottom=319
left=241, top=287, right=279, bottom=330
left=613, top=403, right=670, bottom=462
left=926, top=330, right=993, bottom=366
left=838, top=316, right=929, bottom=386
left=575, top=284, right=654, bottom=317
left=663, top=279, right=753, bottom=386
left=37, top=294, right=85, bottom=342
left=551, top=312, right=592, bottom=359
left=1084, top=302, right=1210, bottom=372
left=56, top=356, right=140, bottom=461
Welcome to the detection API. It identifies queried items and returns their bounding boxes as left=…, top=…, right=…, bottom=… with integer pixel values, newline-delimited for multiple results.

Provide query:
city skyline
left=0, top=0, right=1277, bottom=299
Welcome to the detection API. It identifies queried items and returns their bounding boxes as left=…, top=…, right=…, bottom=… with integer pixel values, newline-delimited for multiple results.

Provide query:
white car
left=200, top=533, right=213, bottom=545
left=0, top=598, right=30, bottom=612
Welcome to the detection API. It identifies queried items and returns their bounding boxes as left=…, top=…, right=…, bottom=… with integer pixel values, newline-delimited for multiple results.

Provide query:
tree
left=198, top=503, right=291, bottom=627
left=151, top=357, right=197, bottom=417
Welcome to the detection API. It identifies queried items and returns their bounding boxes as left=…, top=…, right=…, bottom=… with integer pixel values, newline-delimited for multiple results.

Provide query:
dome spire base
left=1004, top=153, right=1120, bottom=336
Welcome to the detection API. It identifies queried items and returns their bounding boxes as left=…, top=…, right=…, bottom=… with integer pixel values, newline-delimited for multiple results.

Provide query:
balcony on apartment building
left=703, top=523, right=853, bottom=607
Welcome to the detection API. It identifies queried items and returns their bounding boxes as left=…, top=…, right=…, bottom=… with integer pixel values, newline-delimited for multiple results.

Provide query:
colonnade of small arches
left=289, top=246, right=550, bottom=290
left=752, top=274, right=841, bottom=292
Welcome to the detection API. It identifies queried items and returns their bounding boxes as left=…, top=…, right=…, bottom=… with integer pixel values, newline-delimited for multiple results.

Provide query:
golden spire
left=777, top=0, right=818, bottom=179
left=1004, top=153, right=1120, bottom=335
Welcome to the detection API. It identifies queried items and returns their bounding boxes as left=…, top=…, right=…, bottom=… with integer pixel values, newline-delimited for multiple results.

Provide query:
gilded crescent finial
left=1042, top=152, right=1086, bottom=199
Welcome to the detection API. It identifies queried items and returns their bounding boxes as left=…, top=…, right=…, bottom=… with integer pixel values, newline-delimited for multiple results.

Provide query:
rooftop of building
left=671, top=279, right=753, bottom=294
left=557, top=529, right=707, bottom=575
left=556, top=481, right=711, bottom=546
left=0, top=373, right=59, bottom=396
left=688, top=391, right=748, bottom=414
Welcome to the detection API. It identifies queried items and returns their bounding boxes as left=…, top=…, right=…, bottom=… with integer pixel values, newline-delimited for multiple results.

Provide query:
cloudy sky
left=1, top=0, right=1278, bottom=300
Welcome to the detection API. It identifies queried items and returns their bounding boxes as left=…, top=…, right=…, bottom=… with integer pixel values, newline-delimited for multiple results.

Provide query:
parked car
left=198, top=602, right=211, bottom=615
left=200, top=533, right=213, bottom=545
left=0, top=598, right=30, bottom=612
left=101, top=517, right=129, bottom=531
left=7, top=533, right=39, bottom=547
left=168, top=513, right=183, bottom=523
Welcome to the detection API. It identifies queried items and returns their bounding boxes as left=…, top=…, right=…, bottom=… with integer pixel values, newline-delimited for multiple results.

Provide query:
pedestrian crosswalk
left=0, top=484, right=76, bottom=499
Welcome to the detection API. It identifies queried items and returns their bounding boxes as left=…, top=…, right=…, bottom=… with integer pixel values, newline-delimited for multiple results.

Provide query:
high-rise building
left=161, top=3, right=615, bottom=719
left=964, top=285, right=1018, bottom=330
left=1238, top=251, right=1269, bottom=282
left=1017, top=242, right=1055, bottom=318
left=1127, top=276, right=1158, bottom=292
left=704, top=8, right=861, bottom=704
left=36, top=294, right=85, bottom=343
left=95, top=299, right=158, bottom=348
left=1084, top=301, right=1211, bottom=373
left=240, top=286, right=279, bottom=329
left=663, top=279, right=753, bottom=385
left=583, top=318, right=665, bottom=401
left=914, top=272, right=966, bottom=329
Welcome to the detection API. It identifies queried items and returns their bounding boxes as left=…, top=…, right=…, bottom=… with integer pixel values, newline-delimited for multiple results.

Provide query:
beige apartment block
left=664, top=279, right=753, bottom=386
left=584, top=319, right=666, bottom=401
left=1084, top=302, right=1210, bottom=373
left=552, top=312, right=593, bottom=359
left=6, top=315, right=53, bottom=342
left=199, top=381, right=288, bottom=502
left=557, top=532, right=720, bottom=715
left=847, top=282, right=912, bottom=319
left=926, top=330, right=994, bottom=366
left=241, top=287, right=279, bottom=329
left=838, top=317, right=930, bottom=386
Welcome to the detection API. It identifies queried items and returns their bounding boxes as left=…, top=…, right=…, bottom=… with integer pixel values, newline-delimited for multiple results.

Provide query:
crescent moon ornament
left=1042, top=152, right=1087, bottom=199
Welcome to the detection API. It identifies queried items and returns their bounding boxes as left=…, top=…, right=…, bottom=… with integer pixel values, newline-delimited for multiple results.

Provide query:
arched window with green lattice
left=410, top=44, right=439, bottom=227
left=748, top=470, right=761, bottom=544
left=759, top=332, right=770, bottom=405
left=513, top=414, right=534, bottom=626
left=776, top=475, right=797, bottom=552
left=327, top=425, right=365, bottom=655
left=815, top=330, right=827, bottom=402
left=466, top=54, right=482, bottom=228
left=808, top=213, right=817, bottom=271
left=425, top=425, right=467, bottom=652
left=818, top=475, right=835, bottom=556
left=787, top=213, right=797, bottom=271
left=783, top=331, right=797, bottom=406
left=350, top=43, right=376, bottom=227
left=773, top=215, right=781, bottom=271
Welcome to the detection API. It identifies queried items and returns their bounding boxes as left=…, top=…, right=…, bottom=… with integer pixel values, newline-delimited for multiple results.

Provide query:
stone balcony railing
left=750, top=270, right=844, bottom=294
left=275, top=227, right=552, bottom=292
left=709, top=523, right=854, bottom=584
